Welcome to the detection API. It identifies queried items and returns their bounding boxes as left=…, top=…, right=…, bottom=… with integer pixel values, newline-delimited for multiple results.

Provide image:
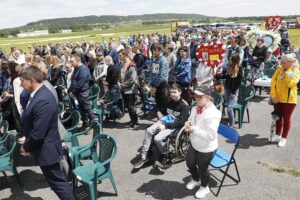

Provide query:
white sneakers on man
left=186, top=179, right=201, bottom=190
left=195, top=186, right=210, bottom=199
left=278, top=138, right=287, bottom=147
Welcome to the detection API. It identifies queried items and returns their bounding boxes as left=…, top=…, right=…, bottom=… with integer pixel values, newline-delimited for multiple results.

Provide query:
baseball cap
left=193, top=86, right=210, bottom=96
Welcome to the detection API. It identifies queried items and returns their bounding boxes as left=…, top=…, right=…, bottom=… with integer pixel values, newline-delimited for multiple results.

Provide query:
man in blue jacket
left=20, top=65, right=75, bottom=200
left=150, top=42, right=169, bottom=115
left=68, top=55, right=95, bottom=130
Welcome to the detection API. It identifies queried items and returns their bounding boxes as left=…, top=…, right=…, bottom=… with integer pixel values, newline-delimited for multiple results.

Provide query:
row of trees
left=0, top=24, right=111, bottom=37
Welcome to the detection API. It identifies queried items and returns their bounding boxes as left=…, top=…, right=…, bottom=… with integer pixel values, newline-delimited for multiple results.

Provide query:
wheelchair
left=164, top=127, right=190, bottom=164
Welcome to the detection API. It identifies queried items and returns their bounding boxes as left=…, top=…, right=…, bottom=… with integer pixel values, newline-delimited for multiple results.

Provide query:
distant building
left=17, top=30, right=49, bottom=37
left=60, top=29, right=72, bottom=34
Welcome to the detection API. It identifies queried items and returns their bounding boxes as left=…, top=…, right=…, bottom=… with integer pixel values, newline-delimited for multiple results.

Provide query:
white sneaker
left=186, top=179, right=201, bottom=190
left=195, top=186, right=210, bottom=199
left=271, top=134, right=281, bottom=142
left=278, top=138, right=287, bottom=147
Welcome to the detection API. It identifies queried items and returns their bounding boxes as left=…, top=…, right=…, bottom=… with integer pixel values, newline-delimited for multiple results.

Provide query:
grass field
left=289, top=29, right=300, bottom=48
left=1, top=24, right=300, bottom=53
left=0, top=24, right=170, bottom=52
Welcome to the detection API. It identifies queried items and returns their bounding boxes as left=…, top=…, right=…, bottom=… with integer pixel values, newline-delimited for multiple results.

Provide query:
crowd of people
left=0, top=25, right=300, bottom=199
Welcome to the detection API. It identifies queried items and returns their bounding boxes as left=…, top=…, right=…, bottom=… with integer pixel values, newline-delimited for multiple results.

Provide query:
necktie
left=26, top=96, right=33, bottom=109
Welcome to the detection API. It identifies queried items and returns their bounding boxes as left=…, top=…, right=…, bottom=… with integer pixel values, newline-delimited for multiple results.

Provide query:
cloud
left=0, top=0, right=299, bottom=29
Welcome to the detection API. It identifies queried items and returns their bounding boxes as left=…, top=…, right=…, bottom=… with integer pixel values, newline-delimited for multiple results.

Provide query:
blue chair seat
left=210, top=149, right=231, bottom=168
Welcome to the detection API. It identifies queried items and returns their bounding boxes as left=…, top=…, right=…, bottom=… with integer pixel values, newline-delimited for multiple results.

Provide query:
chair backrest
left=218, top=124, right=239, bottom=145
left=211, top=91, right=224, bottom=110
left=90, top=134, right=117, bottom=166
left=237, top=84, right=255, bottom=104
left=263, top=68, right=276, bottom=78
left=0, top=131, right=16, bottom=161
left=89, top=84, right=100, bottom=101
left=0, top=120, right=9, bottom=141
left=91, top=121, right=102, bottom=139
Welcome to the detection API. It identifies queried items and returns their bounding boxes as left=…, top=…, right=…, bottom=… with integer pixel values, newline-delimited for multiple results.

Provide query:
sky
left=0, top=0, right=299, bottom=29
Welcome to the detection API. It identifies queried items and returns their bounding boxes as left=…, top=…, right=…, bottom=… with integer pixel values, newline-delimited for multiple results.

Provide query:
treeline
left=0, top=24, right=111, bottom=37
left=48, top=24, right=111, bottom=33
left=1, top=13, right=299, bottom=38
left=27, top=13, right=215, bottom=27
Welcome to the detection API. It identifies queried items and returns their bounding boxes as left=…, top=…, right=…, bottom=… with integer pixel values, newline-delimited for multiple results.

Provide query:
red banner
left=266, top=16, right=282, bottom=30
left=196, top=42, right=225, bottom=67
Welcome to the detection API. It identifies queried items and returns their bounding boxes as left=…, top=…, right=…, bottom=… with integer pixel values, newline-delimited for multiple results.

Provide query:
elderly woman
left=184, top=87, right=221, bottom=199
left=270, top=54, right=300, bottom=147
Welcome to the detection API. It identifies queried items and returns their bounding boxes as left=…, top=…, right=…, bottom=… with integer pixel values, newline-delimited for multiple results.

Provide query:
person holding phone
left=184, top=87, right=221, bottom=199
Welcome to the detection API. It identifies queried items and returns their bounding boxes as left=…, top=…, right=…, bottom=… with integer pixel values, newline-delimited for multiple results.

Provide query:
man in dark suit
left=19, top=65, right=75, bottom=200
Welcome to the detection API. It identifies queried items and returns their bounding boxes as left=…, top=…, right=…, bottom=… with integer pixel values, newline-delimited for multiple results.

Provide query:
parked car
left=288, top=22, right=296, bottom=29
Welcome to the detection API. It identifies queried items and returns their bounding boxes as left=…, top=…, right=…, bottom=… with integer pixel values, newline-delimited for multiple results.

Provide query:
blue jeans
left=225, top=88, right=238, bottom=126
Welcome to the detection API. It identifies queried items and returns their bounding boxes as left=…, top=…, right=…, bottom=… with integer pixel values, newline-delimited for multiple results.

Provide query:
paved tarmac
left=1, top=91, right=300, bottom=200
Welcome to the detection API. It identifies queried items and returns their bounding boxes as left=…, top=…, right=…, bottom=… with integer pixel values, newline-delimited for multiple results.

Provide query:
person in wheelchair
left=133, top=83, right=189, bottom=169
left=184, top=86, right=221, bottom=198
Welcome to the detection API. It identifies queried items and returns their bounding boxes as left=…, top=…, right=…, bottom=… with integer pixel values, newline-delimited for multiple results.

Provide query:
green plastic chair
left=89, top=99, right=103, bottom=129
left=68, top=121, right=102, bottom=169
left=0, top=131, right=22, bottom=186
left=72, top=134, right=118, bottom=200
left=101, top=90, right=124, bottom=122
left=211, top=91, right=224, bottom=110
left=61, top=110, right=83, bottom=142
left=223, top=84, right=256, bottom=128
left=88, top=84, right=100, bottom=102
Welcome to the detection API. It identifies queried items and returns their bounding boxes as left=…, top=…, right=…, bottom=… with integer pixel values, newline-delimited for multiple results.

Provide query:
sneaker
left=153, top=160, right=170, bottom=170
left=195, top=186, right=210, bottom=199
left=129, top=122, right=139, bottom=130
left=271, top=134, right=281, bottom=142
left=125, top=121, right=133, bottom=128
left=278, top=138, right=287, bottom=147
left=133, top=156, right=149, bottom=169
left=186, top=179, right=201, bottom=190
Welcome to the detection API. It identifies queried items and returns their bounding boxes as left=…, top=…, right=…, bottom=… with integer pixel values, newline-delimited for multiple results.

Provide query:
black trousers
left=76, top=90, right=95, bottom=126
left=154, top=84, right=169, bottom=115
left=124, top=94, right=138, bottom=124
left=186, top=145, right=216, bottom=187
left=40, top=162, right=75, bottom=200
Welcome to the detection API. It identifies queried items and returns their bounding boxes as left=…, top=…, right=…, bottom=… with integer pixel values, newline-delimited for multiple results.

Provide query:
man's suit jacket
left=23, top=85, right=63, bottom=166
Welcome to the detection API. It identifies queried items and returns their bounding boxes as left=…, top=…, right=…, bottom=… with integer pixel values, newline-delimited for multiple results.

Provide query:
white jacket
left=188, top=104, right=221, bottom=153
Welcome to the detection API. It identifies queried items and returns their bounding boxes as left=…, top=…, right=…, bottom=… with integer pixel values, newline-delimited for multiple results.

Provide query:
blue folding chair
left=209, top=124, right=241, bottom=196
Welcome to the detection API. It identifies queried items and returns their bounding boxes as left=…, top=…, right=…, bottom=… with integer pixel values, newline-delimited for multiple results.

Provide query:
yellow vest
left=270, top=66, right=300, bottom=104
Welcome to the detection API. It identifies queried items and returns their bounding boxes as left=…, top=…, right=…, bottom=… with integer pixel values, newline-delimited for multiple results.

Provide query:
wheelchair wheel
left=175, top=127, right=190, bottom=158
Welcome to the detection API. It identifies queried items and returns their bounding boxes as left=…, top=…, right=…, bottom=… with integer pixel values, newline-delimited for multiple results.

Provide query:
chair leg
left=238, top=110, right=242, bottom=129
left=215, top=164, right=232, bottom=197
left=88, top=182, right=96, bottom=200
left=234, top=160, right=241, bottom=182
left=12, top=166, right=22, bottom=186
left=109, top=171, right=118, bottom=195
left=247, top=108, right=250, bottom=123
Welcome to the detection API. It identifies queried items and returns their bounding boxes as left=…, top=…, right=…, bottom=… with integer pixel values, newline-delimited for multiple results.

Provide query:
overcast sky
left=0, top=0, right=299, bottom=29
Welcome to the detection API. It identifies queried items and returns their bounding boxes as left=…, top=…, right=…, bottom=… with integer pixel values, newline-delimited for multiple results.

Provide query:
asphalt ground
left=1, top=90, right=300, bottom=200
